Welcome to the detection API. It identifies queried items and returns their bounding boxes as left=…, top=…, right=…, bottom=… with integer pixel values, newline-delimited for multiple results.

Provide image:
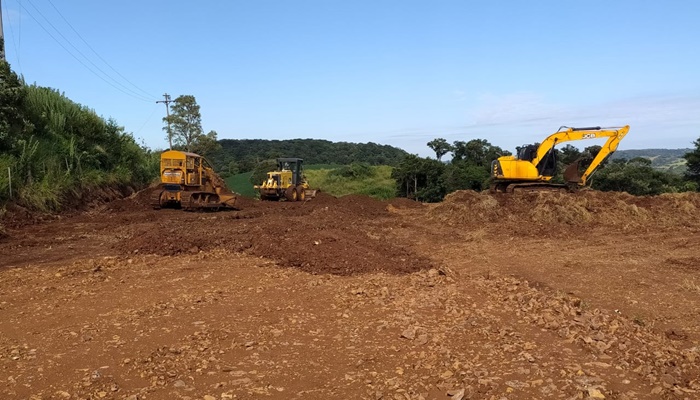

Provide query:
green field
left=225, top=171, right=256, bottom=197
left=226, top=165, right=396, bottom=199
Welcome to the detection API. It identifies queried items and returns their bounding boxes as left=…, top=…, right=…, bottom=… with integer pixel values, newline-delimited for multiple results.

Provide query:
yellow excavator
left=151, top=150, right=237, bottom=210
left=254, top=158, right=317, bottom=201
left=491, top=125, right=630, bottom=192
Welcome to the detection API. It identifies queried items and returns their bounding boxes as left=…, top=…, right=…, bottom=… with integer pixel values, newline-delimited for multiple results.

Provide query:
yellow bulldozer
left=151, top=150, right=237, bottom=210
left=491, top=125, right=630, bottom=192
left=254, top=158, right=317, bottom=201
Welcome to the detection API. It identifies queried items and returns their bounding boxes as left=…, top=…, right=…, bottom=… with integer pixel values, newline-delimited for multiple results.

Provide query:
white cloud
left=452, top=89, right=467, bottom=102
left=470, top=92, right=569, bottom=126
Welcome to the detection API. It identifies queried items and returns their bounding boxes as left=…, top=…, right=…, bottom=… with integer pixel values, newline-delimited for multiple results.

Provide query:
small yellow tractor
left=151, top=150, right=237, bottom=210
left=254, top=158, right=316, bottom=201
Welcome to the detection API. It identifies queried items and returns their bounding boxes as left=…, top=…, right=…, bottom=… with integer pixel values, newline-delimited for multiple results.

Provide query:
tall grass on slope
left=0, top=71, right=158, bottom=211
left=305, top=164, right=395, bottom=199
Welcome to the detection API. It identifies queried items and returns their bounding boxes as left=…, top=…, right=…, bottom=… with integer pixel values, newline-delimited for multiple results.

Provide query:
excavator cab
left=516, top=144, right=538, bottom=162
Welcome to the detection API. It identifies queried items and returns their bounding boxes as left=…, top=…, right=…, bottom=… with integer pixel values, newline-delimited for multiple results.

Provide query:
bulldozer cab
left=277, top=158, right=305, bottom=186
left=160, top=150, right=216, bottom=188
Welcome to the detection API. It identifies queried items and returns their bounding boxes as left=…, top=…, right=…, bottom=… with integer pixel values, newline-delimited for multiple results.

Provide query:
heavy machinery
left=491, top=125, right=630, bottom=192
left=254, top=158, right=317, bottom=201
left=151, top=150, right=237, bottom=210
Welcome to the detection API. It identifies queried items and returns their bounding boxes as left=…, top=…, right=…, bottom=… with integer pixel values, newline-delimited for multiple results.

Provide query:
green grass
left=305, top=165, right=396, bottom=199
left=304, top=164, right=343, bottom=170
left=225, top=171, right=256, bottom=197
left=225, top=165, right=397, bottom=199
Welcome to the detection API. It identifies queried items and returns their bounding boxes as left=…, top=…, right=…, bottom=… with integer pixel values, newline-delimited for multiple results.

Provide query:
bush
left=0, top=60, right=157, bottom=211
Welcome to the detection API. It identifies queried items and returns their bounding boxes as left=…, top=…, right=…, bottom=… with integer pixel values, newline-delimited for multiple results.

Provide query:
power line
left=17, top=0, right=20, bottom=64
left=23, top=0, right=154, bottom=102
left=17, top=1, right=154, bottom=102
left=1, top=0, right=20, bottom=70
left=134, top=103, right=160, bottom=136
left=44, top=0, right=157, bottom=100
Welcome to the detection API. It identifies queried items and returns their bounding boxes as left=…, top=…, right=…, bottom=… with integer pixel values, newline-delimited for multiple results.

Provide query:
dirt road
left=1, top=191, right=699, bottom=399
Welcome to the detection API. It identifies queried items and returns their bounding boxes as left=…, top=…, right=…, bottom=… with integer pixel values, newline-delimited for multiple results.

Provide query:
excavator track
left=505, top=183, right=571, bottom=193
left=491, top=182, right=573, bottom=193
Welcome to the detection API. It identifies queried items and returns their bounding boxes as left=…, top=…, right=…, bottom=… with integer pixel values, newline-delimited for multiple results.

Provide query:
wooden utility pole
left=0, top=0, right=5, bottom=61
left=156, top=93, right=174, bottom=150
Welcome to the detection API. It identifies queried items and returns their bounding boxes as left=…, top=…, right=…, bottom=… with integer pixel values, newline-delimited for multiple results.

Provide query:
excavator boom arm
left=577, top=126, right=629, bottom=185
left=533, top=125, right=630, bottom=184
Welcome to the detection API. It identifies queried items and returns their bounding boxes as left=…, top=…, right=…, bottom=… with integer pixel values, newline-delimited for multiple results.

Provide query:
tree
left=391, top=155, right=446, bottom=202
left=427, top=138, right=452, bottom=161
left=592, top=158, right=685, bottom=195
left=558, top=144, right=582, bottom=166
left=451, top=139, right=509, bottom=166
left=0, top=60, right=30, bottom=152
left=684, top=138, right=700, bottom=189
left=444, top=161, right=491, bottom=192
left=191, top=130, right=221, bottom=157
left=164, top=95, right=203, bottom=152
left=249, top=159, right=278, bottom=187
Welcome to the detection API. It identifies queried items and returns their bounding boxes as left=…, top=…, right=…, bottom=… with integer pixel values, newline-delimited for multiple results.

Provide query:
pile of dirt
left=105, top=184, right=162, bottom=212
left=428, top=190, right=700, bottom=233
left=114, top=194, right=434, bottom=275
left=0, top=203, right=48, bottom=230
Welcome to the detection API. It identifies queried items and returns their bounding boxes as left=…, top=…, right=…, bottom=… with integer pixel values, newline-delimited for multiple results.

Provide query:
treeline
left=563, top=145, right=698, bottom=195
left=610, top=148, right=691, bottom=174
left=391, top=139, right=510, bottom=202
left=392, top=139, right=700, bottom=202
left=0, top=61, right=158, bottom=212
left=207, top=139, right=408, bottom=176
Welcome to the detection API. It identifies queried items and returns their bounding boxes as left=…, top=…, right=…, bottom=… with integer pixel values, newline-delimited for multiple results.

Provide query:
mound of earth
left=428, top=190, right=700, bottom=233
left=114, top=194, right=434, bottom=275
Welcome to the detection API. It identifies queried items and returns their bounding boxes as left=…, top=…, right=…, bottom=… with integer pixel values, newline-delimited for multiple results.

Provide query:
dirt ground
left=1, top=190, right=699, bottom=400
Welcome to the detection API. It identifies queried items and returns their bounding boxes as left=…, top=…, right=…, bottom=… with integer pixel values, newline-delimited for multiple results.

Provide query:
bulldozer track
left=150, top=189, right=163, bottom=209
left=183, top=191, right=225, bottom=211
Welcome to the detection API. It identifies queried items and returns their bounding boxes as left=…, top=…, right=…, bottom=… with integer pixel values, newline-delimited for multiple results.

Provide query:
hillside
left=611, top=148, right=690, bottom=173
left=208, top=139, right=408, bottom=173
left=225, top=165, right=395, bottom=199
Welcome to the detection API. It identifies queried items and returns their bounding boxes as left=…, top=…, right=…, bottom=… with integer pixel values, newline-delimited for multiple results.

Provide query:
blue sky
left=2, top=0, right=699, bottom=157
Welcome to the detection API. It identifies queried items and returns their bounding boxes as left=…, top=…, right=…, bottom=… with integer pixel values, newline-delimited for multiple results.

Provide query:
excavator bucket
left=563, top=159, right=583, bottom=184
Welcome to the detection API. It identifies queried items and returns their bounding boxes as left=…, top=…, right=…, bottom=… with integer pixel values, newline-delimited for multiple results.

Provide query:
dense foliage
left=592, top=158, right=694, bottom=195
left=0, top=61, right=158, bottom=211
left=684, top=138, right=700, bottom=189
left=392, top=139, right=509, bottom=202
left=552, top=145, right=696, bottom=194
left=208, top=139, right=408, bottom=176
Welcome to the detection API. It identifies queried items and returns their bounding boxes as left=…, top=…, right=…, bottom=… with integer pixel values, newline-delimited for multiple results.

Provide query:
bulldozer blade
left=305, top=189, right=318, bottom=199
left=563, top=159, right=583, bottom=184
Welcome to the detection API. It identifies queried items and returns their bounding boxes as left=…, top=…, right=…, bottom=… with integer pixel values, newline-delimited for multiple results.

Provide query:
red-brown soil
left=1, top=190, right=699, bottom=399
